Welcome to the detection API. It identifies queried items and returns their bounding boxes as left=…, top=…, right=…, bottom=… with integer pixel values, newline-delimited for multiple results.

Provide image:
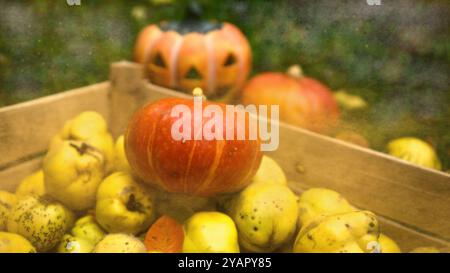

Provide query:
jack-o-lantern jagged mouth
left=210, top=85, right=233, bottom=100
left=159, top=21, right=224, bottom=35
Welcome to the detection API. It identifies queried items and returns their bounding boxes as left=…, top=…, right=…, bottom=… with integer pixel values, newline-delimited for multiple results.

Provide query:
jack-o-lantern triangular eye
left=185, top=66, right=202, bottom=79
left=152, top=52, right=166, bottom=68
left=223, top=53, right=237, bottom=66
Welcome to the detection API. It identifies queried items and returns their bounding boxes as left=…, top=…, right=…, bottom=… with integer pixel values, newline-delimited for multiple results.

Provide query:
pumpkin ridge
left=220, top=23, right=249, bottom=100
left=183, top=137, right=198, bottom=194
left=150, top=106, right=174, bottom=191
left=195, top=140, right=225, bottom=195
left=205, top=33, right=216, bottom=95
left=169, top=36, right=184, bottom=88
left=146, top=119, right=158, bottom=186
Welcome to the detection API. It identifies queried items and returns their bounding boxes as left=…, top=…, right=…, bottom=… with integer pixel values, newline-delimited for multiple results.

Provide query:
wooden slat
left=0, top=82, right=110, bottom=170
left=109, top=62, right=146, bottom=137
left=378, top=215, right=449, bottom=252
left=0, top=157, right=42, bottom=192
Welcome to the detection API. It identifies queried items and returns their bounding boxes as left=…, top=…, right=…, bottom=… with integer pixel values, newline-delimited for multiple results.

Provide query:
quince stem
left=70, top=142, right=91, bottom=155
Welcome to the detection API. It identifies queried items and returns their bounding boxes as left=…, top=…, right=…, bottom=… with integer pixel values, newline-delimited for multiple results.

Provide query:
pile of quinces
left=0, top=111, right=439, bottom=253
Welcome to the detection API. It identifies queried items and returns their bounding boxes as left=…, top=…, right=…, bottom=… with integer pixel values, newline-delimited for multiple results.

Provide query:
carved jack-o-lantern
left=134, top=19, right=251, bottom=102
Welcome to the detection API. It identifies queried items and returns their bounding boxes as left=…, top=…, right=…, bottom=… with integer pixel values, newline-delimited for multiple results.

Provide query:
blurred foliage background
left=0, top=0, right=449, bottom=169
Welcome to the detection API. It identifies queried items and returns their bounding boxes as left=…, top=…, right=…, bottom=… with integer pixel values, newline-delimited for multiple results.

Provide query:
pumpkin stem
left=287, top=65, right=304, bottom=79
left=185, top=1, right=203, bottom=21
left=69, top=141, right=104, bottom=162
left=192, top=87, right=206, bottom=100
left=70, top=142, right=92, bottom=155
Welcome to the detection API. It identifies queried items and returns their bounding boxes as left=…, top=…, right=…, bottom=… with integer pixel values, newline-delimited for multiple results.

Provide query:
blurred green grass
left=0, top=0, right=449, bottom=169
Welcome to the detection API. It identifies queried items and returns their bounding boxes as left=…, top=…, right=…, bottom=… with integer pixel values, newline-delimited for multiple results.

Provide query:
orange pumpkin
left=241, top=65, right=340, bottom=134
left=125, top=95, right=262, bottom=197
left=134, top=19, right=251, bottom=102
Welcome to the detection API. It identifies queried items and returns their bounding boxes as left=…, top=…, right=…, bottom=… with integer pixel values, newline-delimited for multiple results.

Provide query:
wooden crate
left=0, top=61, right=449, bottom=252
